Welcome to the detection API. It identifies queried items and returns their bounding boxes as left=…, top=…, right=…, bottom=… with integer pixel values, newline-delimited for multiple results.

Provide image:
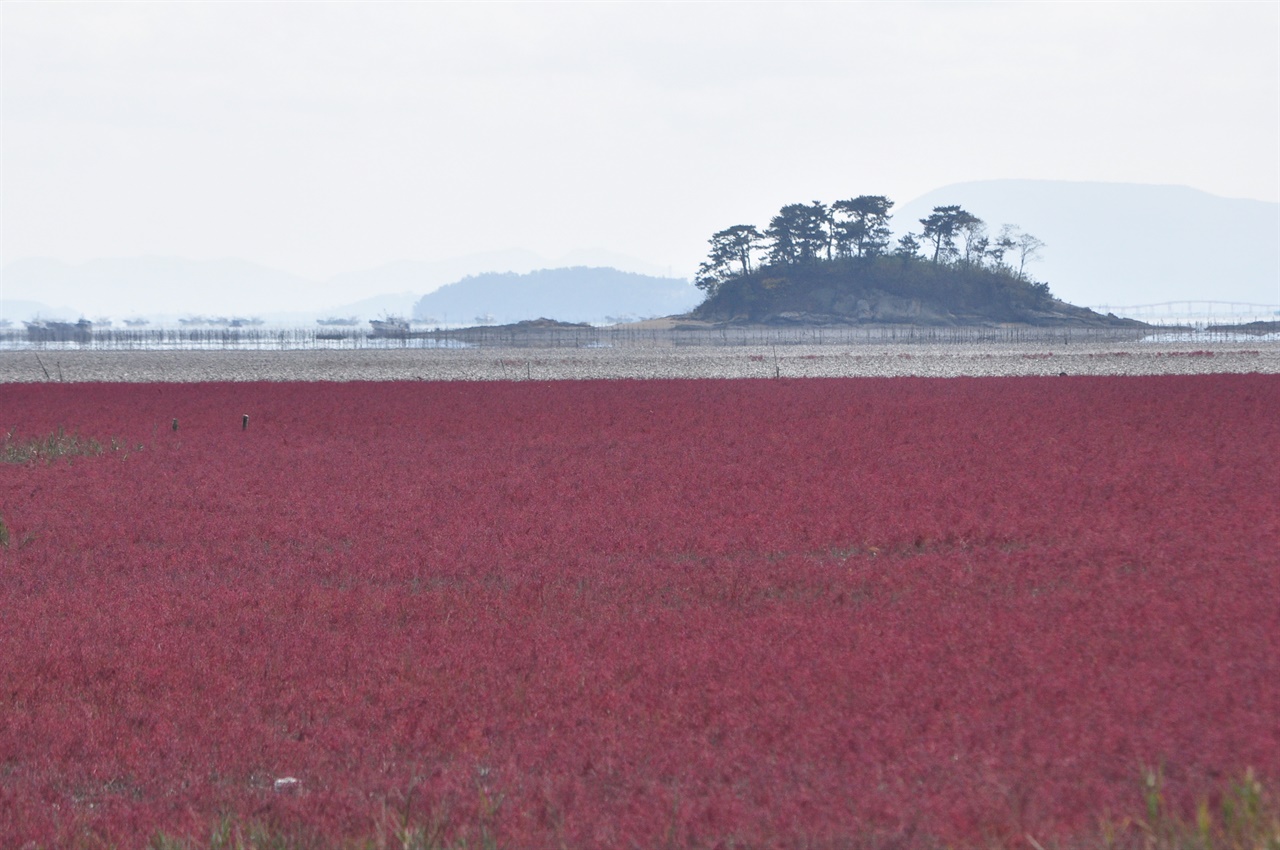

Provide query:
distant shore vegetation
left=694, top=197, right=1056, bottom=323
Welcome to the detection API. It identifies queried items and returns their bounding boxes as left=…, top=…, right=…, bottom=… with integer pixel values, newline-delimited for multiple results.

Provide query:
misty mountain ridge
left=412, top=267, right=701, bottom=325
left=2, top=256, right=319, bottom=320
left=894, top=180, right=1278, bottom=308
left=3, top=180, right=1275, bottom=324
left=0, top=249, right=676, bottom=322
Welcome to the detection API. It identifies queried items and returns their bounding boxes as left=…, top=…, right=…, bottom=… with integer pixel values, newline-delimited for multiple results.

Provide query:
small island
left=692, top=196, right=1142, bottom=327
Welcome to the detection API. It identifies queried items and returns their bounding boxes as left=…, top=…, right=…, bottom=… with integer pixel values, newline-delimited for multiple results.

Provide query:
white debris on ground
left=0, top=341, right=1277, bottom=383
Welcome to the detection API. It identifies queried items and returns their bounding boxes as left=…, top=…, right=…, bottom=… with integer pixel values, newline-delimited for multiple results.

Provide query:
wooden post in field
left=242, top=414, right=249, bottom=431
left=172, top=418, right=178, bottom=432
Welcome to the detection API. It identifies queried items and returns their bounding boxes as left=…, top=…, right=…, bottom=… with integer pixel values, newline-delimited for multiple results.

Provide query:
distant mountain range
left=894, top=180, right=1279, bottom=308
left=2, top=181, right=1274, bottom=325
left=0, top=249, right=679, bottom=324
left=411, top=267, right=701, bottom=325
left=2, top=257, right=328, bottom=322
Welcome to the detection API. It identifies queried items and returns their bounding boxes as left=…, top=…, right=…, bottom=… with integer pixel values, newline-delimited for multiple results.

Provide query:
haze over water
left=2, top=3, right=1277, bottom=318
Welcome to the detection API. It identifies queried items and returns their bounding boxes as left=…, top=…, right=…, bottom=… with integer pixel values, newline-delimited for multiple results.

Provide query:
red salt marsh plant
left=0, top=375, right=1277, bottom=849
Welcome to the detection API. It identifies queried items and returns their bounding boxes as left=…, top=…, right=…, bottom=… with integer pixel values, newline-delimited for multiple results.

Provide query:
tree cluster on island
left=693, top=197, right=1073, bottom=324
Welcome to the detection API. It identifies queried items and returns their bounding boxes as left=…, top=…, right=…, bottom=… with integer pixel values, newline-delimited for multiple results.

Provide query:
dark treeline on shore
left=694, top=197, right=1063, bottom=323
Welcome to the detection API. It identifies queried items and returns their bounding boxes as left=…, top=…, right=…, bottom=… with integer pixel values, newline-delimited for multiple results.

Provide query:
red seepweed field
left=1, top=375, right=1277, bottom=848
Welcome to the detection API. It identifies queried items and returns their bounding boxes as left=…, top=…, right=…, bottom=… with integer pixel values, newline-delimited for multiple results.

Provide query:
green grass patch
left=2, top=426, right=134, bottom=464
left=125, top=770, right=1280, bottom=850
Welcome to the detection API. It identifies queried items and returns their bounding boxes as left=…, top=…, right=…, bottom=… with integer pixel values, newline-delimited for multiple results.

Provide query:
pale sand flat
left=1, top=340, right=1277, bottom=383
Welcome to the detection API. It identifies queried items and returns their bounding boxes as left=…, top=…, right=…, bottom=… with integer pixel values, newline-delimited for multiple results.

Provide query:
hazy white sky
left=3, top=0, right=1277, bottom=280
